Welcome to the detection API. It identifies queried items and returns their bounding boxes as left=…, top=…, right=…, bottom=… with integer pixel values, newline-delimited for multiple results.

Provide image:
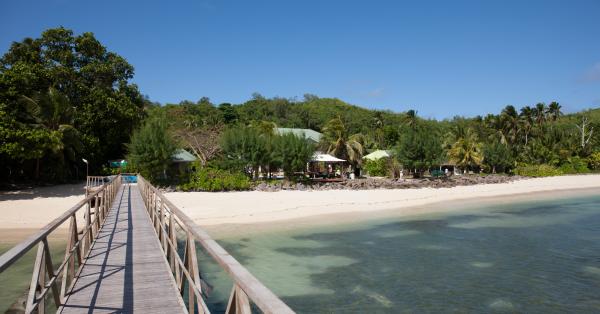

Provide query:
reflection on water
left=201, top=194, right=600, bottom=313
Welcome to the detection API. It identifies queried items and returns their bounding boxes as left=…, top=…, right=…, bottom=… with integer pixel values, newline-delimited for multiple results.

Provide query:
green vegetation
left=589, top=152, right=600, bottom=170
left=364, top=158, right=388, bottom=177
left=126, top=114, right=176, bottom=182
left=396, top=123, right=443, bottom=177
left=320, top=117, right=365, bottom=174
left=2, top=27, right=599, bottom=187
left=179, top=165, right=251, bottom=192
left=1, top=27, right=145, bottom=184
left=274, top=132, right=316, bottom=179
left=219, top=125, right=315, bottom=181
left=514, top=164, right=563, bottom=177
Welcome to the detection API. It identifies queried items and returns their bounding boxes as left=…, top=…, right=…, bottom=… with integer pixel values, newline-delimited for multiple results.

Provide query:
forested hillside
left=1, top=28, right=599, bottom=187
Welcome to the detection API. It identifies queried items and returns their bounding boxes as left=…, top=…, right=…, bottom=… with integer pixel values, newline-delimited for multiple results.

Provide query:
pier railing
left=137, top=175, right=294, bottom=314
left=0, top=175, right=122, bottom=313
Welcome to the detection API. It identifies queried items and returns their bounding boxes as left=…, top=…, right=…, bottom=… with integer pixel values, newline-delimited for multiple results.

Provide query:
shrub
left=559, top=156, right=590, bottom=174
left=513, top=164, right=563, bottom=177
left=589, top=152, right=600, bottom=170
left=180, top=166, right=251, bottom=192
left=364, top=158, right=388, bottom=177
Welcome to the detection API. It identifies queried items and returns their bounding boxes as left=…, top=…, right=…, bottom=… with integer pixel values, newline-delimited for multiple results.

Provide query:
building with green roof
left=275, top=128, right=322, bottom=144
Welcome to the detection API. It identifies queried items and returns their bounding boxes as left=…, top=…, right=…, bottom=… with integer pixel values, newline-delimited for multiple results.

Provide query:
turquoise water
left=199, top=194, right=600, bottom=313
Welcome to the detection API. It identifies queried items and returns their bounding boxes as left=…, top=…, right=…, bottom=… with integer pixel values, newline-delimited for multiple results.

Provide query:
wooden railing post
left=160, top=204, right=167, bottom=251
left=226, top=285, right=251, bottom=314
left=42, top=238, right=61, bottom=309
left=185, top=232, right=203, bottom=313
left=85, top=199, right=93, bottom=255
left=168, top=214, right=180, bottom=286
left=61, top=214, right=80, bottom=301
left=26, top=240, right=47, bottom=313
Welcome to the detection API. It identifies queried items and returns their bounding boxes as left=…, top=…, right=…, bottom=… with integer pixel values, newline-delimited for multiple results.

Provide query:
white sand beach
left=1, top=175, right=599, bottom=235
left=166, top=175, right=600, bottom=227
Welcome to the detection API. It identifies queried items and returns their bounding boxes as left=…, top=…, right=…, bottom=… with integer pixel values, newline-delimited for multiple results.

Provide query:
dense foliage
left=2, top=28, right=600, bottom=187
left=126, top=114, right=176, bottom=181
left=219, top=125, right=315, bottom=180
left=0, top=27, right=145, bottom=183
left=364, top=158, right=389, bottom=177
left=179, top=165, right=251, bottom=192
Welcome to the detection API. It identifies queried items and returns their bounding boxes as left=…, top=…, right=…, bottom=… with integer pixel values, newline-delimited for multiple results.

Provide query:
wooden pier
left=59, top=184, right=185, bottom=313
left=0, top=174, right=294, bottom=314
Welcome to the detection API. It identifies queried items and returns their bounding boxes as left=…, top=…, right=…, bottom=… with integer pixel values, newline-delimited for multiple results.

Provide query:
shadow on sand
left=0, top=182, right=86, bottom=201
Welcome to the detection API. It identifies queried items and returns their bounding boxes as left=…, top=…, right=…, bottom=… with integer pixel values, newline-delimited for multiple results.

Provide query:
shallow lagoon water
left=200, top=194, right=600, bottom=313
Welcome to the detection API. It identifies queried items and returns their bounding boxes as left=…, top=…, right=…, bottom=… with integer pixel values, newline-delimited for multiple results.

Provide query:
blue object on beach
left=123, top=175, right=137, bottom=183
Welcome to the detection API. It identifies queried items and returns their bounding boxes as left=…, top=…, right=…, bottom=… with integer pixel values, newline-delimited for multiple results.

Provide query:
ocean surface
left=198, top=193, right=600, bottom=313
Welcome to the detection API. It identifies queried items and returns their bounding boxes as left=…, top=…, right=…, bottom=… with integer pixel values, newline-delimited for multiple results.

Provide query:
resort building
left=275, top=127, right=322, bottom=144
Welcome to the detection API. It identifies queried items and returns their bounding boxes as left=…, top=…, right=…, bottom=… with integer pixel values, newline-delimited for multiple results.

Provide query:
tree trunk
left=35, top=158, right=40, bottom=181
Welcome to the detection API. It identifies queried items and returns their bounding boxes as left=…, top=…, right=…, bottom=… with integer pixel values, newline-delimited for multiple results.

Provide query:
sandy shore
left=166, top=175, right=600, bottom=228
left=1, top=175, right=599, bottom=239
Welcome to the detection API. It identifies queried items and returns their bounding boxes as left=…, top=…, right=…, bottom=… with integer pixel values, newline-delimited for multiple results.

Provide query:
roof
left=275, top=128, right=322, bottom=143
left=310, top=152, right=346, bottom=162
left=171, top=149, right=197, bottom=163
left=363, top=150, right=391, bottom=161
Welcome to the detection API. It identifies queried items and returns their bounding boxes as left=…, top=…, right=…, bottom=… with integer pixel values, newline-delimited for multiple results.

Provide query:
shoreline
left=166, top=175, right=600, bottom=232
left=1, top=175, right=599, bottom=242
left=201, top=186, right=600, bottom=238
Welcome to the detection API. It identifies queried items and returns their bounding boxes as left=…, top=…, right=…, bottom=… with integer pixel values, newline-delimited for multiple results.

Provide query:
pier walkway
left=0, top=174, right=294, bottom=314
left=59, top=184, right=185, bottom=313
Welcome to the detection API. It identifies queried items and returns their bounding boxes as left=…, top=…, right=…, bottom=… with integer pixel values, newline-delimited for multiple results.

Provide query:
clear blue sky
left=1, top=0, right=599, bottom=119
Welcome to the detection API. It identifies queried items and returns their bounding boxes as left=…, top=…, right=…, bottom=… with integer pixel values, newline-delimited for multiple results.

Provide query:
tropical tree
left=174, top=125, right=222, bottom=167
left=220, top=126, right=271, bottom=179
left=273, top=133, right=315, bottom=179
left=19, top=87, right=83, bottom=179
left=447, top=128, right=484, bottom=171
left=500, top=105, right=519, bottom=145
left=127, top=114, right=177, bottom=181
left=534, top=102, right=548, bottom=126
left=397, top=123, right=443, bottom=177
left=0, top=27, right=145, bottom=181
left=321, top=117, right=365, bottom=171
left=548, top=101, right=562, bottom=121
left=253, top=120, right=277, bottom=136
left=519, top=106, right=535, bottom=145
left=483, top=141, right=513, bottom=173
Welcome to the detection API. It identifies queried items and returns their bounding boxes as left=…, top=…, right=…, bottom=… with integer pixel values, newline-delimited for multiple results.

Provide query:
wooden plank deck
left=59, top=184, right=186, bottom=314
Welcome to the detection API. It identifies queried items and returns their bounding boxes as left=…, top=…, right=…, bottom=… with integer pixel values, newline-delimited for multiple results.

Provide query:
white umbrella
left=310, top=153, right=346, bottom=162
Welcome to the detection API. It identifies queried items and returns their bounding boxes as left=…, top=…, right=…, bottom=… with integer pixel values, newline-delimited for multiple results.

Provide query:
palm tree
left=548, top=101, right=562, bottom=121
left=519, top=106, right=534, bottom=145
left=447, top=128, right=484, bottom=172
left=534, top=102, right=547, bottom=126
left=253, top=120, right=277, bottom=136
left=20, top=87, right=77, bottom=179
left=500, top=105, right=519, bottom=145
left=321, top=117, right=365, bottom=171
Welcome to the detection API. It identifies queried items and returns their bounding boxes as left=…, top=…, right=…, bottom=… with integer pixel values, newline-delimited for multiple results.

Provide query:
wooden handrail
left=0, top=175, right=122, bottom=313
left=0, top=176, right=118, bottom=272
left=137, top=175, right=295, bottom=314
